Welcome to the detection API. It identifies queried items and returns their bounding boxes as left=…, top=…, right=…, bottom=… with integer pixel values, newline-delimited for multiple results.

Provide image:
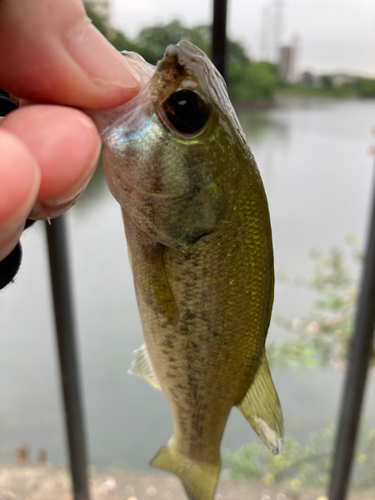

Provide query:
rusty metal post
left=328, top=162, right=375, bottom=499
left=212, top=0, right=228, bottom=80
left=45, top=215, right=90, bottom=500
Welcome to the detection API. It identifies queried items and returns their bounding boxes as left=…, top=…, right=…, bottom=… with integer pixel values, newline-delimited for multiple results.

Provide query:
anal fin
left=150, top=437, right=220, bottom=500
left=237, top=351, right=284, bottom=455
left=128, top=344, right=161, bottom=390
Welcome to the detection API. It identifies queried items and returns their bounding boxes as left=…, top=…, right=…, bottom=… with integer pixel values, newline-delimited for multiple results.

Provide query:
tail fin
left=150, top=438, right=220, bottom=500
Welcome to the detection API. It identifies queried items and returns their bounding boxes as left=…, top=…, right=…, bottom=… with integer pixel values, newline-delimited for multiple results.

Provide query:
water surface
left=1, top=97, right=374, bottom=469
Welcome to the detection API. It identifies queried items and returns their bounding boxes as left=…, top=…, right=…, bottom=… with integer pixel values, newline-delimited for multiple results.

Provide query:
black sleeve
left=0, top=90, right=36, bottom=290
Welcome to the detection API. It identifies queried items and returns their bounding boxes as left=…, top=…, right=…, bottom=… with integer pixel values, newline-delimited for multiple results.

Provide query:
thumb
left=0, top=0, right=140, bottom=109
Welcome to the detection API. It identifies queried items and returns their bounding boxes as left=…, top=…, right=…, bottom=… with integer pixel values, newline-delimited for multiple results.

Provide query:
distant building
left=330, top=73, right=356, bottom=86
left=278, top=44, right=297, bottom=83
left=298, top=72, right=356, bottom=88
left=86, top=0, right=111, bottom=26
left=299, top=71, right=322, bottom=88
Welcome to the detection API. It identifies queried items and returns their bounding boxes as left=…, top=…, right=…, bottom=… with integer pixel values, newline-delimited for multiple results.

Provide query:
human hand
left=0, top=0, right=140, bottom=262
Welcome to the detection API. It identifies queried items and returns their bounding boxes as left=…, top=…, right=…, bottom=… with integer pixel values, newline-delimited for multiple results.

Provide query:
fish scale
left=93, top=40, right=283, bottom=500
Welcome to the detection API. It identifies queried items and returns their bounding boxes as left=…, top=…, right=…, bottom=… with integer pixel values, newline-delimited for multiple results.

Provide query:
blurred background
left=1, top=0, right=375, bottom=491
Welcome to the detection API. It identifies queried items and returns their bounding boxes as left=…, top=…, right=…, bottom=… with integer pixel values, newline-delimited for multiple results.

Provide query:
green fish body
left=95, top=41, right=283, bottom=500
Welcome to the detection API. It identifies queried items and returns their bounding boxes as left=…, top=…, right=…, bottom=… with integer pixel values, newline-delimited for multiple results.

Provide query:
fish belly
left=122, top=168, right=279, bottom=500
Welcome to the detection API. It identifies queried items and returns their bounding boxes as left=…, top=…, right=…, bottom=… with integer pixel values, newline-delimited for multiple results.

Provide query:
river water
left=1, top=97, right=375, bottom=469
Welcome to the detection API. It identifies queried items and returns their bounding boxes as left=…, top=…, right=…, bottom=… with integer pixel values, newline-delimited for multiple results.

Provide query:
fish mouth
left=164, top=40, right=206, bottom=62
left=159, top=41, right=206, bottom=77
left=156, top=41, right=208, bottom=92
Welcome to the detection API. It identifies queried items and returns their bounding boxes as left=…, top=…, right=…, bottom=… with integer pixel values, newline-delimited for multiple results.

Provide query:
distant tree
left=227, top=39, right=250, bottom=65
left=110, top=31, right=140, bottom=53
left=228, top=61, right=278, bottom=101
left=188, top=24, right=211, bottom=56
left=83, top=7, right=278, bottom=103
left=136, top=20, right=251, bottom=67
left=136, top=20, right=194, bottom=64
left=355, top=78, right=375, bottom=97
left=84, top=2, right=109, bottom=37
left=84, top=2, right=141, bottom=54
left=321, top=75, right=333, bottom=89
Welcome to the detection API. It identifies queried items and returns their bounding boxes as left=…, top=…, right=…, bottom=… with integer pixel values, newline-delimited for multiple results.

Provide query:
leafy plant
left=354, top=78, right=375, bottom=98
left=83, top=4, right=279, bottom=103
left=223, top=424, right=375, bottom=489
left=266, top=238, right=373, bottom=370
left=84, top=2, right=110, bottom=37
left=228, top=61, right=278, bottom=101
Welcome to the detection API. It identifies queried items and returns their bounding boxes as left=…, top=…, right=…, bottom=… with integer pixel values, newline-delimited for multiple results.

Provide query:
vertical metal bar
left=328, top=162, right=375, bottom=500
left=212, top=0, right=228, bottom=80
left=45, top=214, right=90, bottom=500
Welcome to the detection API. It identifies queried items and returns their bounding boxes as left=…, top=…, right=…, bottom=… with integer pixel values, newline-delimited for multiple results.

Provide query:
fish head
left=96, top=41, right=249, bottom=251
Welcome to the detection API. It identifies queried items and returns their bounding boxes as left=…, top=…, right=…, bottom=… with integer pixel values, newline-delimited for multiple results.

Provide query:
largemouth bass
left=94, top=41, right=283, bottom=500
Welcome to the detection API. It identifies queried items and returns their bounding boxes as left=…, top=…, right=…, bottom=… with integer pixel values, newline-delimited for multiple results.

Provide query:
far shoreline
left=0, top=462, right=374, bottom=500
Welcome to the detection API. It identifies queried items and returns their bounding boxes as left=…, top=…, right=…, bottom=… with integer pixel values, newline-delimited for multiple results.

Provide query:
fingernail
left=67, top=20, right=141, bottom=89
left=29, top=191, right=84, bottom=221
left=30, top=183, right=88, bottom=220
left=29, top=138, right=102, bottom=221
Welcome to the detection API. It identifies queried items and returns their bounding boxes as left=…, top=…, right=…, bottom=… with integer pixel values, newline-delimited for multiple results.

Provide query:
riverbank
left=231, top=98, right=275, bottom=111
left=231, top=92, right=358, bottom=112
left=0, top=463, right=374, bottom=500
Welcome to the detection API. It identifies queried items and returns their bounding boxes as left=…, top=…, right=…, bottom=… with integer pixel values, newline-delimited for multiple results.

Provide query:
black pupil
left=163, top=90, right=209, bottom=134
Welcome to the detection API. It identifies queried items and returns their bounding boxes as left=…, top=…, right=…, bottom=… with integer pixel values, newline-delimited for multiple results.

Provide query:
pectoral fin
left=144, top=243, right=178, bottom=325
left=237, top=351, right=284, bottom=455
left=128, top=344, right=161, bottom=390
left=150, top=437, right=220, bottom=500
left=122, top=209, right=177, bottom=325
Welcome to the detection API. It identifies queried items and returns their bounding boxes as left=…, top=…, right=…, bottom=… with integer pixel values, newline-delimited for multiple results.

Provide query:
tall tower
left=278, top=36, right=299, bottom=83
left=260, top=5, right=272, bottom=61
left=273, top=0, right=284, bottom=63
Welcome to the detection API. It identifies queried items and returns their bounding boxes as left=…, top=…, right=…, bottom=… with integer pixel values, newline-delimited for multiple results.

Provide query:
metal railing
left=45, top=215, right=90, bottom=500
left=42, top=1, right=374, bottom=498
left=328, top=158, right=375, bottom=499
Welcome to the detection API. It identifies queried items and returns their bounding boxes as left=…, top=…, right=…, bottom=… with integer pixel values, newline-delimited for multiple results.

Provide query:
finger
left=0, top=0, right=140, bottom=109
left=0, top=129, right=40, bottom=261
left=2, top=105, right=101, bottom=219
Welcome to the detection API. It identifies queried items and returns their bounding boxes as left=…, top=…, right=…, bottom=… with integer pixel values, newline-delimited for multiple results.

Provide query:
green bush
left=224, top=424, right=375, bottom=488
left=83, top=5, right=278, bottom=103
left=228, top=61, right=278, bottom=101
left=266, top=238, right=368, bottom=370
left=355, top=78, right=375, bottom=97
left=224, top=240, right=375, bottom=489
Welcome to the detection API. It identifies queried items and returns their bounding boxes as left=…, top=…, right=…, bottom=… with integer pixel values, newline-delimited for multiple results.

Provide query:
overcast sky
left=111, top=0, right=375, bottom=77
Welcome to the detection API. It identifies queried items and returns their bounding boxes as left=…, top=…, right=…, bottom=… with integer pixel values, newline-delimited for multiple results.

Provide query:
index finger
left=0, top=0, right=140, bottom=109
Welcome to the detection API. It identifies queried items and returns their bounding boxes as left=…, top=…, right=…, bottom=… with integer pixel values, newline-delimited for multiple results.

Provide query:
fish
left=93, top=41, right=283, bottom=500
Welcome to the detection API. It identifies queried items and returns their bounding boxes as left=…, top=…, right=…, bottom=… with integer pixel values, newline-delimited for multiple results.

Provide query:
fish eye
left=161, top=90, right=209, bottom=135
